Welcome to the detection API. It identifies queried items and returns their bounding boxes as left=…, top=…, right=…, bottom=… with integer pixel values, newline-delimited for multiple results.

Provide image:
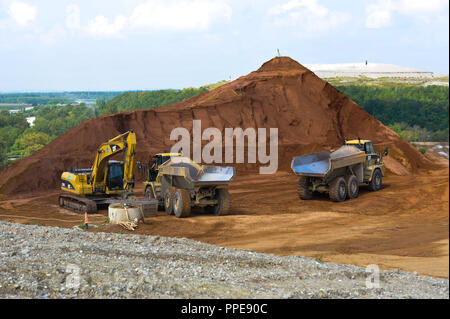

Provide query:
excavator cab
left=106, top=160, right=124, bottom=191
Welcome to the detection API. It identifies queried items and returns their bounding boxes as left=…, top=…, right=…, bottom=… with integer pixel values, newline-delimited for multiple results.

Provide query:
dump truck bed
left=194, top=166, right=235, bottom=185
left=291, top=146, right=365, bottom=178
left=159, top=157, right=235, bottom=186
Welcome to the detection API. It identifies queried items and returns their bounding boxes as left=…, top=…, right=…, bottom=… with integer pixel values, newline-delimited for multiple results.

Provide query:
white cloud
left=396, top=0, right=448, bottom=15
left=129, top=0, right=232, bottom=31
left=66, top=4, right=80, bottom=30
left=269, top=0, right=326, bottom=16
left=87, top=15, right=127, bottom=37
left=63, top=0, right=232, bottom=38
left=366, top=0, right=393, bottom=28
left=8, top=1, right=36, bottom=26
left=268, top=0, right=351, bottom=33
left=366, top=0, right=448, bottom=29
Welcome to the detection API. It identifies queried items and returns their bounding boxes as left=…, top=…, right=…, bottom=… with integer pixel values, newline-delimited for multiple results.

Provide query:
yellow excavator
left=59, top=130, right=138, bottom=213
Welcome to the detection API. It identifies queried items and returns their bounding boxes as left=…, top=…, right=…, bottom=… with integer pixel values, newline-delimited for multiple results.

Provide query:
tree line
left=0, top=91, right=124, bottom=106
left=96, top=87, right=208, bottom=115
left=0, top=104, right=94, bottom=170
left=336, top=85, right=449, bottom=142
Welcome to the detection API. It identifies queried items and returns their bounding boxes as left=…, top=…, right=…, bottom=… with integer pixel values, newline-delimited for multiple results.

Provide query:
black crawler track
left=59, top=194, right=98, bottom=214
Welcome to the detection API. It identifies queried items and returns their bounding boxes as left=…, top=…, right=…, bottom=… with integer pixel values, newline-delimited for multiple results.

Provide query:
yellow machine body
left=344, top=139, right=386, bottom=178
left=59, top=130, right=137, bottom=212
left=142, top=153, right=182, bottom=200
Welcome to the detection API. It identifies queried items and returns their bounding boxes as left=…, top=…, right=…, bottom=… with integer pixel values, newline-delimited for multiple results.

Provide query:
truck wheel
left=369, top=169, right=382, bottom=191
left=329, top=177, right=347, bottom=202
left=209, top=189, right=230, bottom=216
left=164, top=191, right=173, bottom=215
left=297, top=176, right=313, bottom=200
left=173, top=189, right=191, bottom=218
left=346, top=175, right=359, bottom=199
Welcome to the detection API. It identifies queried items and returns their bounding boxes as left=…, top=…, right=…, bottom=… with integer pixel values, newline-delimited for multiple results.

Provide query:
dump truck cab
left=344, top=139, right=387, bottom=178
left=147, top=153, right=182, bottom=181
left=142, top=153, right=182, bottom=203
left=345, top=139, right=375, bottom=153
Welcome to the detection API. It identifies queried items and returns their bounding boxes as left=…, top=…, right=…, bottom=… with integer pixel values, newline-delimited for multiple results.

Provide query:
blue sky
left=0, top=0, right=448, bottom=92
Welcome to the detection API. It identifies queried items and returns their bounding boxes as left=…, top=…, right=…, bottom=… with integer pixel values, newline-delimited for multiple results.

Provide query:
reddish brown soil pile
left=0, top=57, right=435, bottom=196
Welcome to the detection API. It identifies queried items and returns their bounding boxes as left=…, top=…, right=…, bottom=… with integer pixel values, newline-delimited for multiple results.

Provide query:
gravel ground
left=0, top=221, right=448, bottom=299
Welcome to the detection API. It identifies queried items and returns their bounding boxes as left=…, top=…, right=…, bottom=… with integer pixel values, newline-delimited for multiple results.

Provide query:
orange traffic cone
left=84, top=212, right=89, bottom=229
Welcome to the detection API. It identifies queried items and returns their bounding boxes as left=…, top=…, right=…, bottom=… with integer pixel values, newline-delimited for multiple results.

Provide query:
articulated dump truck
left=142, top=154, right=235, bottom=218
left=291, top=139, right=388, bottom=202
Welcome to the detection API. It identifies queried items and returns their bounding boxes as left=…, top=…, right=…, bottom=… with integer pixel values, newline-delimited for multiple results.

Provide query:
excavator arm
left=122, top=131, right=136, bottom=192
left=89, top=130, right=136, bottom=192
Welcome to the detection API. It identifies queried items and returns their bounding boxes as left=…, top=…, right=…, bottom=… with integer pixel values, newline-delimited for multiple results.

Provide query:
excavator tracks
left=58, top=194, right=97, bottom=214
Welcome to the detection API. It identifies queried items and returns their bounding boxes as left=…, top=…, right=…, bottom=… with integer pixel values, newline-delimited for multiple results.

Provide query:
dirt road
left=1, top=165, right=448, bottom=279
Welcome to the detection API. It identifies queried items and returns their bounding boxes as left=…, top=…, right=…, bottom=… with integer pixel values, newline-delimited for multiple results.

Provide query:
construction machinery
left=141, top=154, right=235, bottom=218
left=59, top=130, right=156, bottom=213
left=291, top=139, right=388, bottom=202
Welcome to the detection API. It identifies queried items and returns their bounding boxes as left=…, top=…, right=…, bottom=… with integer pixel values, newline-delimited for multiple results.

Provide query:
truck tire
left=329, top=177, right=347, bottom=202
left=164, top=190, right=173, bottom=215
left=297, top=176, right=313, bottom=200
left=346, top=175, right=359, bottom=199
left=206, top=189, right=230, bottom=216
left=368, top=169, right=382, bottom=191
left=173, top=188, right=191, bottom=218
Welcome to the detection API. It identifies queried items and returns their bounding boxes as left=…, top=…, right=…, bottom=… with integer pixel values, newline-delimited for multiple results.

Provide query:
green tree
left=337, top=85, right=449, bottom=134
left=0, top=138, right=7, bottom=170
left=11, top=132, right=51, bottom=156
left=98, top=87, right=208, bottom=115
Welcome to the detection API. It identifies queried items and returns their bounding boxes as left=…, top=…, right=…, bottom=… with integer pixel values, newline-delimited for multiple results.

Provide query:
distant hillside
left=306, top=63, right=449, bottom=87
left=336, top=85, right=448, bottom=141
left=0, top=91, right=124, bottom=107
left=96, top=81, right=230, bottom=115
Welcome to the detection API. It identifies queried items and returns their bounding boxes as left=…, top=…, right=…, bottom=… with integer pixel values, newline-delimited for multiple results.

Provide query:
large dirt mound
left=0, top=57, right=435, bottom=196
